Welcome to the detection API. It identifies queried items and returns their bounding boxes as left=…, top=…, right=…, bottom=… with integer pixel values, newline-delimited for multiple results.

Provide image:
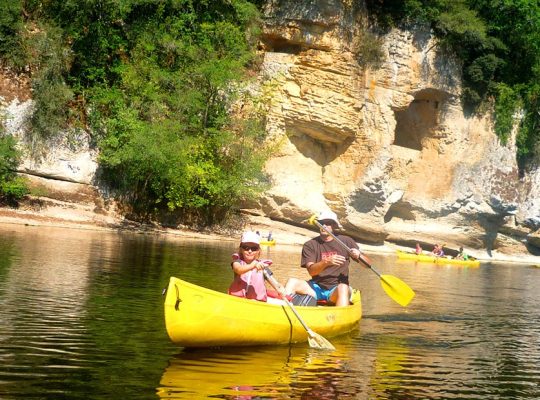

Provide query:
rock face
left=1, top=0, right=539, bottom=259
left=2, top=98, right=98, bottom=185
left=0, top=66, right=106, bottom=222
left=256, top=0, right=540, bottom=257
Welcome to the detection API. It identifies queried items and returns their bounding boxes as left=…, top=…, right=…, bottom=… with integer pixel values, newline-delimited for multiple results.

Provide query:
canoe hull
left=164, top=277, right=362, bottom=347
left=396, top=250, right=480, bottom=266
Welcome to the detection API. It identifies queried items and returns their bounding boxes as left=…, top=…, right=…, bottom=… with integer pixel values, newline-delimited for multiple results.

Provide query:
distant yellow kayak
left=259, top=239, right=276, bottom=246
left=163, top=277, right=361, bottom=348
left=396, top=250, right=480, bottom=267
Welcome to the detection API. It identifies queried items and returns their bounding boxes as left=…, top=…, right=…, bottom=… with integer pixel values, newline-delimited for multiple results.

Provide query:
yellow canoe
left=396, top=250, right=480, bottom=267
left=259, top=239, right=276, bottom=246
left=164, top=277, right=361, bottom=348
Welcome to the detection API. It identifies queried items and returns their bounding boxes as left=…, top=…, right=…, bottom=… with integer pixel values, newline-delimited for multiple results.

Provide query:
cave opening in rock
left=393, top=89, right=447, bottom=150
left=261, top=37, right=302, bottom=54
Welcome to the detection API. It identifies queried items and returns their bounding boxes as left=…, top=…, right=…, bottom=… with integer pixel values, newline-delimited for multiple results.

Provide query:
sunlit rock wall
left=257, top=0, right=540, bottom=257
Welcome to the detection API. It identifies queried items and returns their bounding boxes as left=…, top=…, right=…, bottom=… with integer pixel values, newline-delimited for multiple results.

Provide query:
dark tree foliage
left=0, top=1, right=25, bottom=66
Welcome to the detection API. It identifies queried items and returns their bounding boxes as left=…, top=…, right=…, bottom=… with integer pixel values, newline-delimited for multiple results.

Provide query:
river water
left=0, top=224, right=539, bottom=399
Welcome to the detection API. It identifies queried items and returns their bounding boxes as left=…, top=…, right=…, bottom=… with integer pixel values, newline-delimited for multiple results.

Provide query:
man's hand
left=349, top=248, right=361, bottom=260
left=328, top=254, right=346, bottom=266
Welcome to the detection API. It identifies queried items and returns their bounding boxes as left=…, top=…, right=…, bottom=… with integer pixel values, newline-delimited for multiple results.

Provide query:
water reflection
left=0, top=226, right=179, bottom=399
left=1, top=225, right=540, bottom=399
left=157, top=343, right=364, bottom=399
left=1, top=227, right=96, bottom=383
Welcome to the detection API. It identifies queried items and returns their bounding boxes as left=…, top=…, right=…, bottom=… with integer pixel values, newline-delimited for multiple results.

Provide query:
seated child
left=228, top=231, right=271, bottom=301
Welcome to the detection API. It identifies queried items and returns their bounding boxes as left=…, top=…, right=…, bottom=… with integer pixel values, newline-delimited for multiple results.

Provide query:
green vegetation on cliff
left=0, top=135, right=29, bottom=203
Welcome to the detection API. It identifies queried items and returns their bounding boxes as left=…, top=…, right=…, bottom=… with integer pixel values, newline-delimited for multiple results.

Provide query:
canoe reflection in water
left=156, top=343, right=362, bottom=399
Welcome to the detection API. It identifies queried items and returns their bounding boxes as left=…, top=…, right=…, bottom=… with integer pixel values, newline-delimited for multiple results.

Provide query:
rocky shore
left=1, top=198, right=538, bottom=266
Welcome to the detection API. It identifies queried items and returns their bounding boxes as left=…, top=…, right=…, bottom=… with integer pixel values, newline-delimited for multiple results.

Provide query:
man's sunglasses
left=241, top=245, right=260, bottom=251
left=318, top=219, right=336, bottom=226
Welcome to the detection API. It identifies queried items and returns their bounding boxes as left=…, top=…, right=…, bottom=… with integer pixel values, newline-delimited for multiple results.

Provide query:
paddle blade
left=307, top=329, right=336, bottom=351
left=308, top=214, right=318, bottom=225
left=380, top=275, right=415, bottom=307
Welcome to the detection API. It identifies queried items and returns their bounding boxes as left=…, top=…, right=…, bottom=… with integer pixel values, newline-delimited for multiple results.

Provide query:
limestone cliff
left=254, top=0, right=540, bottom=259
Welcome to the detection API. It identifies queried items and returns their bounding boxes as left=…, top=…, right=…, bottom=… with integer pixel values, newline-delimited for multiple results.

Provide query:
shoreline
left=1, top=206, right=539, bottom=266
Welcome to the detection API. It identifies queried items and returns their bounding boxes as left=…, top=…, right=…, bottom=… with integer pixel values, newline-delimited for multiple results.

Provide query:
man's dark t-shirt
left=301, top=235, right=359, bottom=290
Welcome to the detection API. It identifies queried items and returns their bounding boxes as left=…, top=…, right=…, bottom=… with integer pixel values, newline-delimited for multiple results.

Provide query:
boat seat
left=291, top=293, right=317, bottom=306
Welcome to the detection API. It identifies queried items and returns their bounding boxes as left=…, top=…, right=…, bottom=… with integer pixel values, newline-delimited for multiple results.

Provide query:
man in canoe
left=285, top=210, right=360, bottom=307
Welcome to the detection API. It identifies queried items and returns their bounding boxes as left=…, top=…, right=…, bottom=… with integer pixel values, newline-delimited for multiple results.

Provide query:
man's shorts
left=308, top=281, right=337, bottom=301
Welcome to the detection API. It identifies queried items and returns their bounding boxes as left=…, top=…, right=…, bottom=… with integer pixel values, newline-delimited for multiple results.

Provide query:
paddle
left=262, top=267, right=335, bottom=351
left=307, top=215, right=415, bottom=307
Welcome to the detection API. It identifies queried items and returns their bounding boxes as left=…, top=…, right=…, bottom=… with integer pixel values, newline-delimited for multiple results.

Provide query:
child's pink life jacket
left=228, top=259, right=271, bottom=302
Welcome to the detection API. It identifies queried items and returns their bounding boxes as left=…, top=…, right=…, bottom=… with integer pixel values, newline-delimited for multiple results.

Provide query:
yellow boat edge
left=164, top=276, right=362, bottom=348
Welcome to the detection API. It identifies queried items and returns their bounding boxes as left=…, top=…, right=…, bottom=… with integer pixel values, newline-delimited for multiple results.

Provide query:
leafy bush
left=494, top=84, right=520, bottom=145
left=82, top=1, right=271, bottom=223
left=26, top=24, right=74, bottom=151
left=0, top=1, right=25, bottom=67
left=0, top=177, right=29, bottom=201
left=0, top=136, right=20, bottom=178
left=0, top=135, right=29, bottom=202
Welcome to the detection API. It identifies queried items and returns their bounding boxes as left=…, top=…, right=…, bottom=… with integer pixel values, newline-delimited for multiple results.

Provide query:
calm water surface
left=0, top=224, right=539, bottom=399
